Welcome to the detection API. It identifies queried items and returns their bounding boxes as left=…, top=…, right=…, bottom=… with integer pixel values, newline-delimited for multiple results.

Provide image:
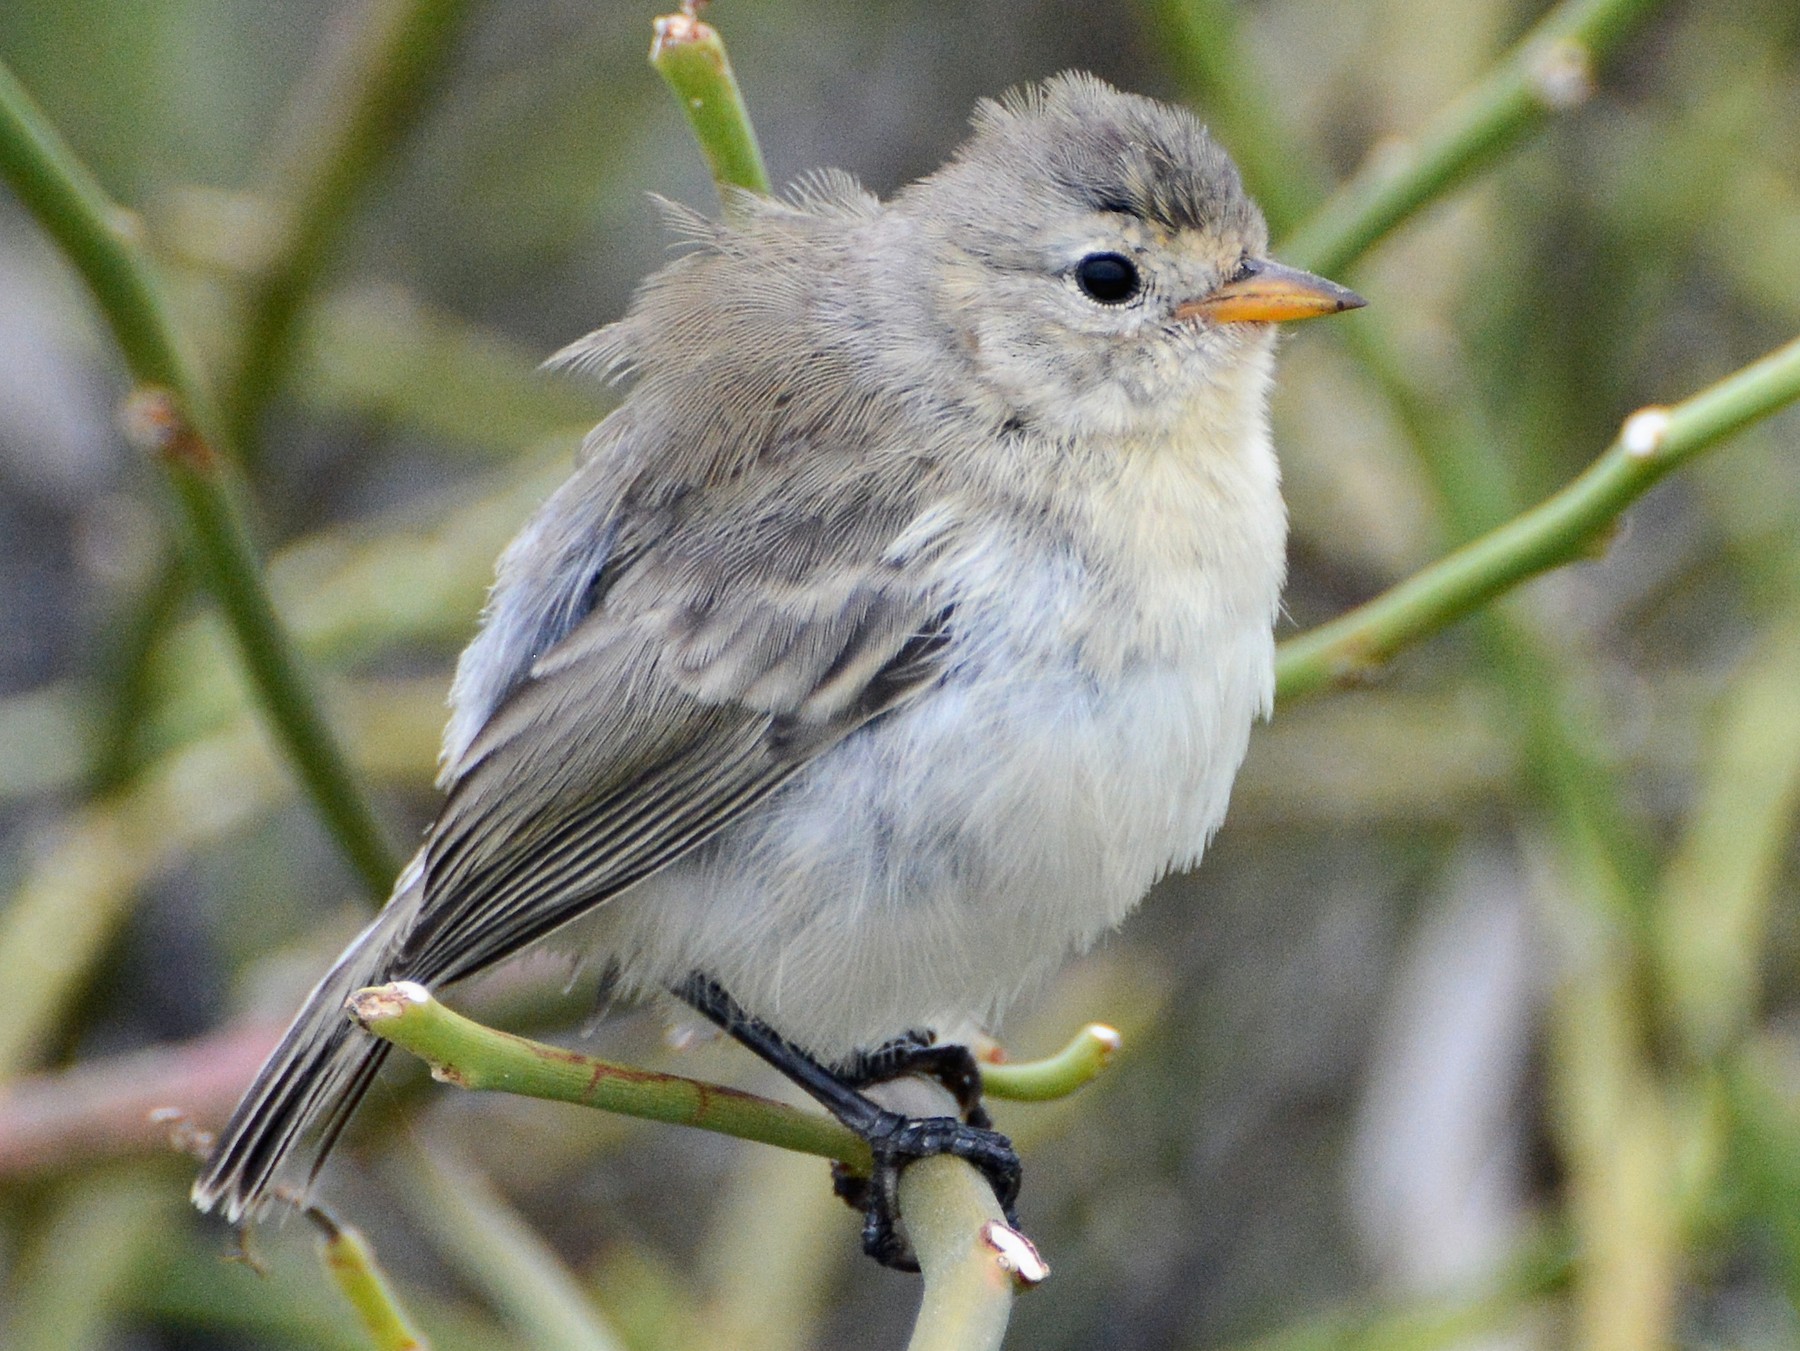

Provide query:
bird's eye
left=1074, top=252, right=1140, bottom=304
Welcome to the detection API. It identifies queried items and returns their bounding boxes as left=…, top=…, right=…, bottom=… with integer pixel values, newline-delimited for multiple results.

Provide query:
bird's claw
left=838, top=1033, right=992, bottom=1126
left=835, top=1114, right=1021, bottom=1271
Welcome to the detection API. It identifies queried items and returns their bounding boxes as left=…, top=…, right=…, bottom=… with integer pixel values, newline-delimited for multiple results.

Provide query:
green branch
left=981, top=1024, right=1120, bottom=1102
left=349, top=976, right=1101, bottom=1341
left=650, top=5, right=770, bottom=198
left=1275, top=333, right=1800, bottom=702
left=350, top=982, right=1127, bottom=1173
left=0, top=58, right=399, bottom=894
left=349, top=983, right=871, bottom=1168
left=900, top=1156, right=1049, bottom=1351
left=307, top=1207, right=430, bottom=1351
left=1280, top=0, right=1661, bottom=278
left=225, top=0, right=475, bottom=455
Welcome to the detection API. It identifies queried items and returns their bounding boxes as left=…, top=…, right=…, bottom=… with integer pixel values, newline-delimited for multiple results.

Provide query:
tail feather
left=194, top=869, right=424, bottom=1222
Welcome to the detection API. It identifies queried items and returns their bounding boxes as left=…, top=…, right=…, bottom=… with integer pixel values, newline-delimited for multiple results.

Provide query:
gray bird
left=194, top=72, right=1362, bottom=1268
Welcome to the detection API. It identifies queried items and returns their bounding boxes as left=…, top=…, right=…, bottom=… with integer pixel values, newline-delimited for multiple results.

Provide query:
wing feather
left=397, top=515, right=954, bottom=987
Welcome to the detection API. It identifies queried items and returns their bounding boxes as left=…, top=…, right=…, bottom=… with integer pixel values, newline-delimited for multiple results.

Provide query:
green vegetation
left=2, top=1, right=1798, bottom=1348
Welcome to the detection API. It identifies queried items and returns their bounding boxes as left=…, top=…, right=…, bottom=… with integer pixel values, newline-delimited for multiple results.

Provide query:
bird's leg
left=673, top=973, right=1020, bottom=1271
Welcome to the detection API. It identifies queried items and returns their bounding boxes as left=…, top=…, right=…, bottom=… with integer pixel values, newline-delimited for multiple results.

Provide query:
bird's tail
left=192, top=861, right=427, bottom=1222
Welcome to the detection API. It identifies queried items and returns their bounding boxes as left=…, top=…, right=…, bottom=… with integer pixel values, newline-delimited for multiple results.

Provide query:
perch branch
left=349, top=982, right=871, bottom=1168
left=901, top=1155, right=1049, bottom=1351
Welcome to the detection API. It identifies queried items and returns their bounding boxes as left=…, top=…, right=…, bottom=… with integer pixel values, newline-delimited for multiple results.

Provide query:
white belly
left=592, top=557, right=1277, bottom=1060
left=588, top=394, right=1287, bottom=1059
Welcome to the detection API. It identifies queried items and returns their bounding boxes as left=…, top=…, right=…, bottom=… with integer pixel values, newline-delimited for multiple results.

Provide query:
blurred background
left=2, top=0, right=1799, bottom=1348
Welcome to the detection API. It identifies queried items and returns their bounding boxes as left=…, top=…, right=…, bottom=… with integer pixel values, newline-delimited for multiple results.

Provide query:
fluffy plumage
left=195, top=73, right=1298, bottom=1222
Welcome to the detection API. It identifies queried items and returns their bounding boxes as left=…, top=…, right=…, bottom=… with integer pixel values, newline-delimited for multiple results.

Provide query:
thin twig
left=225, top=0, right=476, bottom=455
left=1274, top=333, right=1800, bottom=701
left=650, top=6, right=771, bottom=198
left=306, top=1206, right=431, bottom=1351
left=1279, top=0, right=1661, bottom=277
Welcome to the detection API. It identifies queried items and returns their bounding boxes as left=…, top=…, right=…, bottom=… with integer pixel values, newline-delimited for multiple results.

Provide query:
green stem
left=1274, top=333, right=1800, bottom=702
left=87, top=549, right=186, bottom=794
left=308, top=1209, right=430, bottom=1351
left=130, top=392, right=401, bottom=892
left=981, top=1024, right=1120, bottom=1103
left=224, top=0, right=476, bottom=456
left=0, top=58, right=398, bottom=895
left=348, top=983, right=871, bottom=1169
left=1280, top=0, right=1661, bottom=277
left=901, top=1156, right=1047, bottom=1351
left=650, top=7, right=771, bottom=198
left=128, top=0, right=474, bottom=815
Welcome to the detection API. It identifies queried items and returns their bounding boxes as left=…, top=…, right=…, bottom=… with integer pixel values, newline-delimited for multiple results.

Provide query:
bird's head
left=895, top=74, right=1362, bottom=443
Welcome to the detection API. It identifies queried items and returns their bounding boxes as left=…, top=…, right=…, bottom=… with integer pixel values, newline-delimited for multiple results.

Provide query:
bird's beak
left=1175, top=259, right=1365, bottom=325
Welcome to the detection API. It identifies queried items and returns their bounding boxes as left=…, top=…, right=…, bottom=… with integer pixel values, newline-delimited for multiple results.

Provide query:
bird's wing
left=395, top=456, right=952, bottom=985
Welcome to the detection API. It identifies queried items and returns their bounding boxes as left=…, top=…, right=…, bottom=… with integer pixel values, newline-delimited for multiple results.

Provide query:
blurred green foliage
left=2, top=1, right=1800, bottom=1349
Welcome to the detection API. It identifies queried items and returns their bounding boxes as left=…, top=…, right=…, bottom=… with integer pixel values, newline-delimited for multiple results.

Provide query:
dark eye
left=1074, top=252, right=1140, bottom=304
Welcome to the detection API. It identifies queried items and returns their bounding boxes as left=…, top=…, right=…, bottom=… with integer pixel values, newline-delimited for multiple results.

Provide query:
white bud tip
left=982, top=1221, right=1051, bottom=1285
left=1621, top=407, right=1673, bottom=459
left=347, top=980, right=432, bottom=1023
left=1087, top=1024, right=1123, bottom=1053
left=1530, top=38, right=1594, bottom=110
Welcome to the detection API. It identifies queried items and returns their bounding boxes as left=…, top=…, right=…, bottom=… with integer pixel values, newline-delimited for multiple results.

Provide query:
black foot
left=673, top=973, right=1022, bottom=1272
left=839, top=1032, right=991, bottom=1127
left=838, top=1113, right=1021, bottom=1270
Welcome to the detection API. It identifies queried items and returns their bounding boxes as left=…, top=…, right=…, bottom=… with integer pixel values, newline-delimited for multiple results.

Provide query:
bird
left=193, top=72, right=1362, bottom=1268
